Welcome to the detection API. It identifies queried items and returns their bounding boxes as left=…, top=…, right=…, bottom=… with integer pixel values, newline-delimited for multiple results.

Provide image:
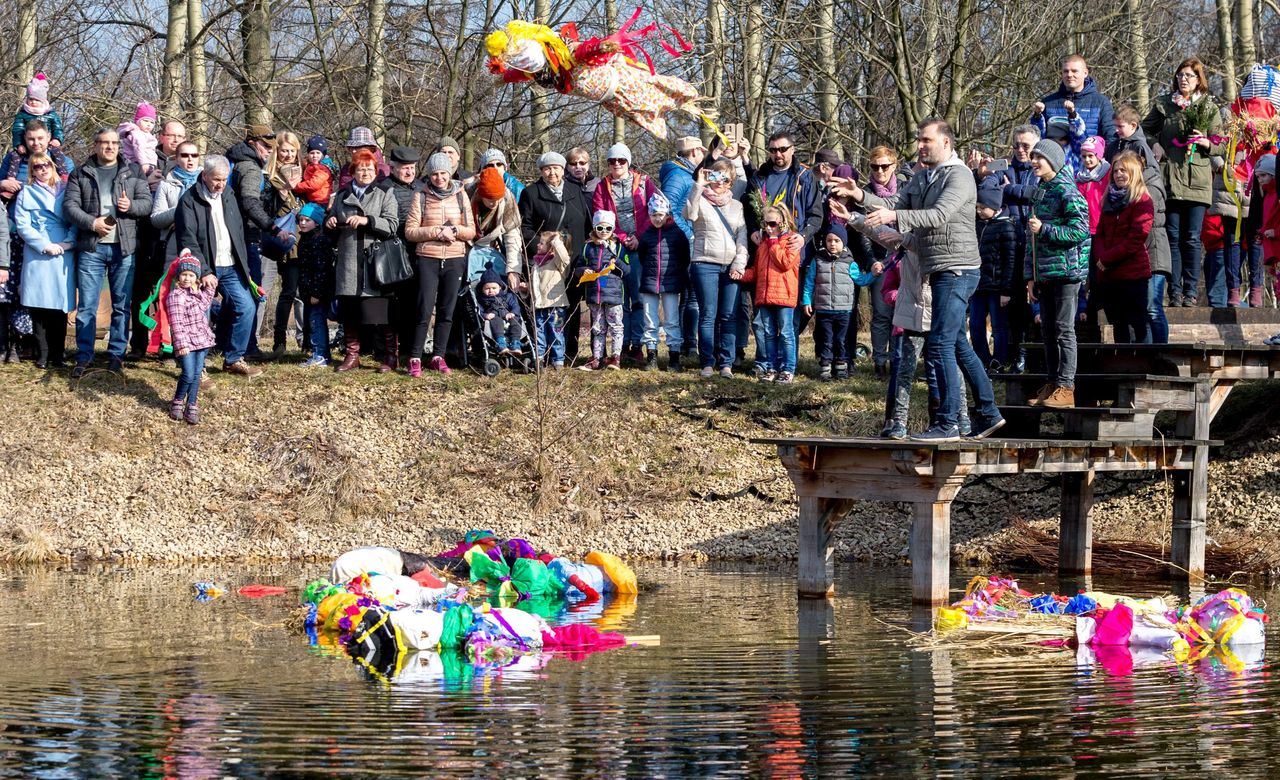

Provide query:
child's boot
left=169, top=398, right=185, bottom=421
left=644, top=349, right=658, bottom=371
left=184, top=404, right=200, bottom=425
left=819, top=363, right=832, bottom=381
left=605, top=355, right=621, bottom=370
left=834, top=362, right=849, bottom=380
left=1228, top=287, right=1242, bottom=307
left=1251, top=286, right=1265, bottom=307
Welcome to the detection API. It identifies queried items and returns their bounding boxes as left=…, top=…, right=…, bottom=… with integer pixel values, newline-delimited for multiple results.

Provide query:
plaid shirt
left=166, top=285, right=215, bottom=352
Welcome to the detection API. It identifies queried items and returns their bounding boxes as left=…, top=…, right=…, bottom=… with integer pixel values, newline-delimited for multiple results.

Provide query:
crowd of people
left=0, top=55, right=1276, bottom=438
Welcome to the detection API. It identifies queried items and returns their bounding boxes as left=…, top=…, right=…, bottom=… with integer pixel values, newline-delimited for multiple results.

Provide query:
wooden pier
left=757, top=344, right=1280, bottom=604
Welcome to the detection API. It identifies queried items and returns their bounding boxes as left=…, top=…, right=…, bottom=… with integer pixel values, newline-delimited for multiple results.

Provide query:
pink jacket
left=166, top=285, right=216, bottom=352
left=592, top=172, right=658, bottom=245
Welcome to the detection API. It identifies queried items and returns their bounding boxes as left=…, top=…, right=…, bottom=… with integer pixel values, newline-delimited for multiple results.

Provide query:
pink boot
left=1228, top=287, right=1242, bottom=307
left=1250, top=287, right=1264, bottom=307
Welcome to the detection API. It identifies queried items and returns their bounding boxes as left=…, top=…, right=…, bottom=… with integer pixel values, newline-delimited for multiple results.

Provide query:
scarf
left=1076, top=159, right=1110, bottom=184
left=870, top=174, right=898, bottom=199
left=172, top=166, right=199, bottom=190
left=1103, top=183, right=1129, bottom=214
left=701, top=186, right=731, bottom=208
left=546, top=181, right=564, bottom=200
left=427, top=179, right=461, bottom=198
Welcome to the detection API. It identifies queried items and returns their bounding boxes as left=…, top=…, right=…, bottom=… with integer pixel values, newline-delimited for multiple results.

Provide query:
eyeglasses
left=1013, top=142, right=1035, bottom=150
left=31, top=163, right=51, bottom=171
left=1177, top=72, right=1197, bottom=80
left=870, top=163, right=894, bottom=171
left=569, top=160, right=590, bottom=166
left=178, top=152, right=199, bottom=158
left=607, top=158, right=628, bottom=165
left=767, top=145, right=792, bottom=154
left=764, top=220, right=780, bottom=227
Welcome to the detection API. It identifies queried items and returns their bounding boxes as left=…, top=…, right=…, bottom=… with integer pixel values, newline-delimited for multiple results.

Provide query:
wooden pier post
left=797, top=496, right=852, bottom=598
left=911, top=500, right=953, bottom=605
left=1059, top=470, right=1095, bottom=575
left=1172, top=381, right=1210, bottom=581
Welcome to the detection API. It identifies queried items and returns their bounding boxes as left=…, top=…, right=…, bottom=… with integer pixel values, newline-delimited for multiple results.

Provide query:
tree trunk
left=943, top=0, right=974, bottom=128
left=365, top=0, right=387, bottom=146
left=1125, top=0, right=1151, bottom=113
left=744, top=0, right=766, bottom=167
left=1215, top=0, right=1238, bottom=102
left=920, top=0, right=940, bottom=118
left=239, top=0, right=274, bottom=127
left=1238, top=0, right=1257, bottom=71
left=887, top=0, right=921, bottom=142
left=161, top=0, right=188, bottom=121
left=530, top=0, right=550, bottom=153
left=702, top=0, right=724, bottom=147
left=15, top=0, right=37, bottom=90
left=605, top=0, right=625, bottom=144
left=188, top=0, right=208, bottom=148
left=815, top=0, right=840, bottom=155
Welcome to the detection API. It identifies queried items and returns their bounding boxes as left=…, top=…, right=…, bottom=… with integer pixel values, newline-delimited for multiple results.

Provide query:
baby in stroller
left=476, top=267, right=526, bottom=357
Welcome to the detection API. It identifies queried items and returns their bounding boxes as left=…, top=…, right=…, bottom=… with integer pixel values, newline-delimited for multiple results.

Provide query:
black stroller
left=454, top=247, right=534, bottom=377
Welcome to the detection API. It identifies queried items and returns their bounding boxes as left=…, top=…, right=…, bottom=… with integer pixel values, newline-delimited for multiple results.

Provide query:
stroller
left=455, top=247, right=534, bottom=376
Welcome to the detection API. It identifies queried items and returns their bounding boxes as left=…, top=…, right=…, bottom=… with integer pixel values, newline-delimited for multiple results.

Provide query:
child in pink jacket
left=166, top=251, right=216, bottom=424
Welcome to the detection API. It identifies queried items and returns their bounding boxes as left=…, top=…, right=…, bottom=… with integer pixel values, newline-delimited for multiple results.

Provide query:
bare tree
left=188, top=0, right=209, bottom=146
left=161, top=0, right=188, bottom=119
left=1216, top=0, right=1238, bottom=102
left=1238, top=0, right=1258, bottom=69
left=365, top=0, right=387, bottom=145
left=239, top=0, right=274, bottom=126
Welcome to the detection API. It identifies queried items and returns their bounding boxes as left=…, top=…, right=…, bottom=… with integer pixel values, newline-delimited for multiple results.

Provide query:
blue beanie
left=825, top=224, right=849, bottom=246
left=307, top=135, right=328, bottom=154
left=300, top=202, right=326, bottom=225
left=479, top=267, right=505, bottom=288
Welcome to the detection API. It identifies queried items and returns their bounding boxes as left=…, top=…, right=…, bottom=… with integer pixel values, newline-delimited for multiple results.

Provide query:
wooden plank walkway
left=756, top=343, right=1280, bottom=604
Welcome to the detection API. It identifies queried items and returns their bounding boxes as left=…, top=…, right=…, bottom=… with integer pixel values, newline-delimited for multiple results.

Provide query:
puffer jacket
left=741, top=233, right=801, bottom=307
left=976, top=214, right=1017, bottom=293
left=684, top=188, right=748, bottom=272
left=636, top=221, right=689, bottom=294
left=1209, top=156, right=1250, bottom=219
left=530, top=238, right=571, bottom=309
left=1144, top=165, right=1172, bottom=277
left=1034, top=76, right=1118, bottom=147
left=862, top=155, right=979, bottom=275
left=295, top=161, right=333, bottom=206
left=403, top=186, right=476, bottom=260
left=1025, top=169, right=1090, bottom=283
left=592, top=172, right=658, bottom=244
left=1141, top=92, right=1225, bottom=205
left=1094, top=193, right=1154, bottom=282
left=574, top=239, right=625, bottom=306
left=801, top=248, right=872, bottom=312
left=891, top=250, right=931, bottom=333
left=659, top=157, right=697, bottom=239
left=224, top=140, right=275, bottom=241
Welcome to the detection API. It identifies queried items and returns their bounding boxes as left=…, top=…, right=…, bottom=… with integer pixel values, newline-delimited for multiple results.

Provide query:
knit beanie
left=476, top=167, right=507, bottom=201
left=1080, top=136, right=1106, bottom=160
left=647, top=192, right=671, bottom=215
left=175, top=250, right=200, bottom=278
left=307, top=135, right=329, bottom=154
left=1044, top=117, right=1072, bottom=141
left=1032, top=139, right=1066, bottom=175
left=427, top=152, right=453, bottom=174
left=480, top=148, right=508, bottom=167
left=26, top=73, right=49, bottom=105
left=976, top=184, right=1004, bottom=212
left=606, top=143, right=632, bottom=163
left=479, top=267, right=505, bottom=288
left=1257, top=154, right=1277, bottom=177
left=592, top=209, right=616, bottom=228
left=134, top=102, right=157, bottom=123
left=299, top=202, right=326, bottom=225
left=436, top=135, right=461, bottom=153
left=824, top=224, right=849, bottom=247
left=537, top=151, right=567, bottom=170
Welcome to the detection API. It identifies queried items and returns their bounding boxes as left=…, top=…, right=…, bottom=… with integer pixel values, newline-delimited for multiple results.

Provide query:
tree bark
left=943, top=0, right=974, bottom=128
left=239, top=0, right=274, bottom=127
left=1238, top=0, right=1257, bottom=72
left=1124, top=0, right=1151, bottom=113
left=605, top=0, right=625, bottom=144
left=744, top=0, right=766, bottom=167
left=365, top=0, right=387, bottom=146
left=188, top=0, right=208, bottom=148
left=530, top=0, right=550, bottom=153
left=702, top=0, right=725, bottom=148
left=15, top=0, right=37, bottom=89
left=1216, top=0, right=1238, bottom=102
left=816, top=0, right=840, bottom=155
left=161, top=0, right=188, bottom=121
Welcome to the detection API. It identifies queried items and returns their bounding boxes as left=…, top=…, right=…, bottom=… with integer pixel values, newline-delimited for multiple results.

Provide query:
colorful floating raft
left=934, top=576, right=1267, bottom=672
left=299, top=533, right=649, bottom=682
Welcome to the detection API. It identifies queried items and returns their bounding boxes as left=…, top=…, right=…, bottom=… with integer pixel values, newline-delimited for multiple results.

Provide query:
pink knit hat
left=1081, top=136, right=1106, bottom=159
left=26, top=73, right=49, bottom=105
left=134, top=101, right=157, bottom=123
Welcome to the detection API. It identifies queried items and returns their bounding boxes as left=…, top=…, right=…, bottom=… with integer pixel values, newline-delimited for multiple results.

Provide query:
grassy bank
left=2, top=354, right=1278, bottom=571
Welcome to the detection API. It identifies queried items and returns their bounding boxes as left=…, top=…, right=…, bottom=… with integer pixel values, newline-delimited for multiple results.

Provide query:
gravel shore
left=2, top=359, right=1277, bottom=570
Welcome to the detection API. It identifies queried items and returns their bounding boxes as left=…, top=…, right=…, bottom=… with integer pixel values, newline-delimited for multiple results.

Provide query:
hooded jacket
left=741, top=233, right=802, bottom=307
left=575, top=239, right=625, bottom=306
left=976, top=213, right=1018, bottom=293
left=659, top=156, right=698, bottom=240
left=477, top=268, right=522, bottom=320
left=1141, top=92, right=1226, bottom=204
left=225, top=140, right=278, bottom=241
left=1025, top=169, right=1091, bottom=283
left=636, top=220, right=690, bottom=294
left=1034, top=76, right=1118, bottom=148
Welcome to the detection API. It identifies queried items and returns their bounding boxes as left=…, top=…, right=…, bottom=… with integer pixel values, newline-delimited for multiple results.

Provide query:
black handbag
left=366, top=236, right=413, bottom=287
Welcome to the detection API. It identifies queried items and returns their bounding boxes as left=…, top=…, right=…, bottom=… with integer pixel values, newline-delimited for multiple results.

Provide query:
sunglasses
left=767, top=145, right=792, bottom=154
left=871, top=163, right=894, bottom=171
left=764, top=220, right=780, bottom=227
left=178, top=152, right=199, bottom=158
left=594, top=225, right=613, bottom=232
left=607, top=158, right=629, bottom=165
left=485, top=161, right=505, bottom=168
left=31, top=163, right=51, bottom=170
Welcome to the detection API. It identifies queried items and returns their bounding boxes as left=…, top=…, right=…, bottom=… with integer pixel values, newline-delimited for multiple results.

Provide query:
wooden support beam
left=797, top=496, right=851, bottom=598
left=911, top=500, right=952, bottom=605
left=1172, top=381, right=1210, bottom=581
left=1059, top=470, right=1095, bottom=575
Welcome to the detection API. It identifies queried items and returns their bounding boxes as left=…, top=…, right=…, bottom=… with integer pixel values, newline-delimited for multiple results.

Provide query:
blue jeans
left=1222, top=216, right=1264, bottom=297
left=814, top=311, right=850, bottom=364
left=1204, top=245, right=1228, bottom=307
left=926, top=269, right=999, bottom=429
left=306, top=300, right=330, bottom=360
left=968, top=290, right=1009, bottom=367
left=75, top=243, right=135, bottom=363
left=1166, top=200, right=1206, bottom=300
left=535, top=306, right=567, bottom=365
left=690, top=262, right=740, bottom=369
left=752, top=304, right=796, bottom=374
left=1146, top=274, right=1168, bottom=344
left=641, top=292, right=683, bottom=351
left=176, top=348, right=208, bottom=405
left=620, top=248, right=644, bottom=349
left=680, top=290, right=699, bottom=355
left=216, top=265, right=256, bottom=365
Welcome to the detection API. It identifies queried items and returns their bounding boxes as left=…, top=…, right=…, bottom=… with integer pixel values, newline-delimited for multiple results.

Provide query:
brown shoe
left=1041, top=386, right=1075, bottom=409
left=224, top=360, right=263, bottom=378
left=1026, top=383, right=1054, bottom=406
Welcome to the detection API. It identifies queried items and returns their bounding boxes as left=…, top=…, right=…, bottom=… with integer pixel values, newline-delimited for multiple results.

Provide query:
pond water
left=0, top=561, right=1275, bottom=777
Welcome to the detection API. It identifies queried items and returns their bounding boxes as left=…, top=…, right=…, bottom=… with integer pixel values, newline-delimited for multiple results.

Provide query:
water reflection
left=0, top=563, right=1273, bottom=776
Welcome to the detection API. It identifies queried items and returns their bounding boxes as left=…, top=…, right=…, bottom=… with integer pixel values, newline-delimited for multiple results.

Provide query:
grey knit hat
left=427, top=152, right=453, bottom=174
left=1031, top=139, right=1066, bottom=175
left=537, top=151, right=567, bottom=170
left=480, top=148, right=508, bottom=167
left=1257, top=154, right=1277, bottom=177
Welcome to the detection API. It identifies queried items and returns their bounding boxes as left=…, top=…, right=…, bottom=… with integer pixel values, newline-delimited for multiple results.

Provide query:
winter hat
left=1257, top=154, right=1277, bottom=177
left=1044, top=117, right=1072, bottom=142
left=537, top=151, right=566, bottom=170
left=479, top=267, right=505, bottom=289
left=134, top=102, right=157, bottom=123
left=345, top=126, right=376, bottom=148
left=976, top=184, right=1004, bottom=212
left=824, top=224, right=849, bottom=247
left=476, top=167, right=507, bottom=201
left=427, top=152, right=453, bottom=174
left=814, top=148, right=843, bottom=168
left=647, top=191, right=671, bottom=215
left=480, top=148, right=508, bottom=167
left=435, top=135, right=461, bottom=154
left=1032, top=139, right=1066, bottom=174
left=606, top=143, right=632, bottom=163
left=387, top=146, right=419, bottom=164
left=307, top=135, right=329, bottom=154
left=175, top=250, right=200, bottom=278
left=299, top=202, right=326, bottom=225
left=26, top=73, right=50, bottom=105
left=1080, top=136, right=1106, bottom=159
left=592, top=209, right=616, bottom=228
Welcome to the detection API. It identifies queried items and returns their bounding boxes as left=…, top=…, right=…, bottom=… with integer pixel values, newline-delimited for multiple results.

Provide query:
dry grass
left=1, top=521, right=58, bottom=563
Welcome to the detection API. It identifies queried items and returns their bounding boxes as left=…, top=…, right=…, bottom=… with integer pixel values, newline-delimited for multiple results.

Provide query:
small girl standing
left=530, top=230, right=571, bottom=369
left=166, top=251, right=215, bottom=424
left=296, top=202, right=336, bottom=367
left=575, top=210, right=626, bottom=370
left=744, top=206, right=802, bottom=383
left=118, top=102, right=159, bottom=174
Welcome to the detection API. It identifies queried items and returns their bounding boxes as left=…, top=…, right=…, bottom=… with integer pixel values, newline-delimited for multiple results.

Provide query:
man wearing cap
left=339, top=126, right=390, bottom=190
left=478, top=148, right=524, bottom=201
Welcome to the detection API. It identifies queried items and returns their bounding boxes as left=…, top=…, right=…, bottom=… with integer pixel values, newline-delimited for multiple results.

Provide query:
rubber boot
left=336, top=333, right=361, bottom=372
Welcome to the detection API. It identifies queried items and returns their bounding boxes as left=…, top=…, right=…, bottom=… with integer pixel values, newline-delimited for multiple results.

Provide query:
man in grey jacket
left=63, top=128, right=153, bottom=377
left=842, top=119, right=1004, bottom=441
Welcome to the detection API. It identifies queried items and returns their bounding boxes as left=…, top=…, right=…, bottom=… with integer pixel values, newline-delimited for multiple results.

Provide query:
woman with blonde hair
left=1092, top=151, right=1154, bottom=343
left=264, top=131, right=304, bottom=359
left=13, top=152, right=76, bottom=367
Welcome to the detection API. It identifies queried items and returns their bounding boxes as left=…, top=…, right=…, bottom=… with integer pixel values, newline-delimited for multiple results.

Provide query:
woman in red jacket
left=1092, top=152, right=1155, bottom=344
